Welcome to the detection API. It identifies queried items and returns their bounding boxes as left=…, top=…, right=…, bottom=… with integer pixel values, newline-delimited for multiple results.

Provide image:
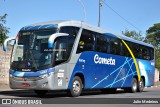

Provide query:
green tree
left=122, top=29, right=144, bottom=41
left=0, top=14, right=9, bottom=45
left=155, top=50, right=160, bottom=69
left=145, top=23, right=160, bottom=49
left=145, top=23, right=160, bottom=69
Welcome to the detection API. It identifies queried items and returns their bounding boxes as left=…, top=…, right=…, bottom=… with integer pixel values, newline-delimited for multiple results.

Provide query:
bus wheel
left=34, top=90, right=48, bottom=97
left=125, top=78, right=138, bottom=93
left=137, top=78, right=144, bottom=92
left=68, top=76, right=82, bottom=97
left=130, top=78, right=138, bottom=93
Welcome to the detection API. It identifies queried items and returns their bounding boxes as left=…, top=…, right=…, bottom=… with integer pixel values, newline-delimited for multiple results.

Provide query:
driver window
left=54, top=26, right=79, bottom=66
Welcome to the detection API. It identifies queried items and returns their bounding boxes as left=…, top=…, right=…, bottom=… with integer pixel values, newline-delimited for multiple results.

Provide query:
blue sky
left=0, top=0, right=160, bottom=37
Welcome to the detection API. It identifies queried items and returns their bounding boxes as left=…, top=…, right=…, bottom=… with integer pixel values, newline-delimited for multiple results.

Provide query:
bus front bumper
left=9, top=73, right=54, bottom=90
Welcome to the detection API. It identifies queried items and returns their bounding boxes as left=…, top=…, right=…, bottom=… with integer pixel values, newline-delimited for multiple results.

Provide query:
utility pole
left=98, top=0, right=102, bottom=27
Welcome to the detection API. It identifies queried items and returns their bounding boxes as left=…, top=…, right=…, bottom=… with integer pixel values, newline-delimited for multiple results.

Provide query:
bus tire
left=137, top=78, right=144, bottom=92
left=130, top=78, right=138, bottom=93
left=34, top=90, right=48, bottom=97
left=67, top=76, right=83, bottom=97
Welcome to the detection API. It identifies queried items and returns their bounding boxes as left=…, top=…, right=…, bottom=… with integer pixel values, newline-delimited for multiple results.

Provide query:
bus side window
left=60, top=26, right=79, bottom=38
left=96, top=34, right=109, bottom=53
left=142, top=46, right=150, bottom=60
left=132, top=44, right=141, bottom=59
left=109, top=37, right=121, bottom=55
left=76, top=30, right=94, bottom=53
left=150, top=48, right=154, bottom=60
left=120, top=40, right=131, bottom=57
left=60, top=26, right=79, bottom=58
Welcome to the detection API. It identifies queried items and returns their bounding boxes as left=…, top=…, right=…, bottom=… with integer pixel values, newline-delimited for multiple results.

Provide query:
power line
left=102, top=0, right=141, bottom=31
left=77, top=0, right=87, bottom=22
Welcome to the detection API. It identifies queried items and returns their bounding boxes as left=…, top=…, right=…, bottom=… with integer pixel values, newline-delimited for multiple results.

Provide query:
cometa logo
left=94, top=54, right=116, bottom=65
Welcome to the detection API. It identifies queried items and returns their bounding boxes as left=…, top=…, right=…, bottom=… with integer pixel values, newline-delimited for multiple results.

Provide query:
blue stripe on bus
left=104, top=33, right=117, bottom=38
left=92, top=57, right=131, bottom=88
left=20, top=24, right=58, bottom=31
left=68, top=51, right=155, bottom=89
left=121, top=62, right=134, bottom=87
left=9, top=67, right=55, bottom=77
left=105, top=71, right=136, bottom=88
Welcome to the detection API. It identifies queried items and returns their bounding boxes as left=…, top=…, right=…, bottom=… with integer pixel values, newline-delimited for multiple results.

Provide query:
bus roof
left=21, top=20, right=107, bottom=33
left=104, top=32, right=154, bottom=48
left=21, top=20, right=154, bottom=48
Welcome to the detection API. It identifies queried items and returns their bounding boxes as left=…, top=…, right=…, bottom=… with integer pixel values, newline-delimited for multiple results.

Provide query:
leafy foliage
left=122, top=25, right=160, bottom=69
left=145, top=23, right=160, bottom=49
left=0, top=14, right=9, bottom=45
left=122, top=29, right=144, bottom=41
left=145, top=23, right=160, bottom=69
left=155, top=50, right=160, bottom=69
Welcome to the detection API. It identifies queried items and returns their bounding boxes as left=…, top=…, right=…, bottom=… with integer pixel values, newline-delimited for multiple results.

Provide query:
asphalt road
left=0, top=87, right=160, bottom=107
left=0, top=87, right=160, bottom=98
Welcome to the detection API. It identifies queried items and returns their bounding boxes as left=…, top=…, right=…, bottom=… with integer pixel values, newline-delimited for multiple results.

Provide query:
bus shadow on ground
left=0, top=89, right=148, bottom=98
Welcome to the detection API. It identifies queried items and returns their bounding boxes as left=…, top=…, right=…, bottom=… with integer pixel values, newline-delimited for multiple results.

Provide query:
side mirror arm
left=48, top=33, right=69, bottom=48
left=3, top=37, right=15, bottom=52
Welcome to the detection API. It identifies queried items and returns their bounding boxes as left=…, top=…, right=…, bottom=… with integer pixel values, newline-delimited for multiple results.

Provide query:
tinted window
left=96, top=34, right=109, bottom=53
left=60, top=26, right=79, bottom=57
left=60, top=26, right=79, bottom=38
left=77, top=29, right=95, bottom=53
left=141, top=46, right=150, bottom=60
left=132, top=43, right=141, bottom=59
left=53, top=26, right=79, bottom=65
left=109, top=37, right=121, bottom=55
left=150, top=48, right=154, bottom=60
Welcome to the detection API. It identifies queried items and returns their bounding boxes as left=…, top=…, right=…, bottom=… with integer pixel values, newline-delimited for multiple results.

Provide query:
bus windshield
left=11, top=26, right=79, bottom=71
left=11, top=29, right=57, bottom=71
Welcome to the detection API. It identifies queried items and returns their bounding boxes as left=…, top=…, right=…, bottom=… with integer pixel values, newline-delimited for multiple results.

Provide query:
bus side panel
left=53, top=64, right=68, bottom=90
left=138, top=59, right=155, bottom=87
left=68, top=51, right=137, bottom=89
left=67, top=54, right=81, bottom=89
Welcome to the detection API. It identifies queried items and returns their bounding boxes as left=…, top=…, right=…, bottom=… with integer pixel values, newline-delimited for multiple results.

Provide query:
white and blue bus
left=3, top=20, right=155, bottom=97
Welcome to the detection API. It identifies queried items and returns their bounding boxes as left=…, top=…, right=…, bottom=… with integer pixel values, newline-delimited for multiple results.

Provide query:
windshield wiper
left=29, top=49, right=38, bottom=71
left=28, top=33, right=39, bottom=71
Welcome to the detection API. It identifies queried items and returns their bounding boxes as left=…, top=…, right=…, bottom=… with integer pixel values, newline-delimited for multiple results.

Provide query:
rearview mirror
left=3, top=37, right=15, bottom=52
left=48, top=33, right=69, bottom=48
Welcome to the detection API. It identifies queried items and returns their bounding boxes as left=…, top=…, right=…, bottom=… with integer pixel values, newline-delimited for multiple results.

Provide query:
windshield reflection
left=11, top=29, right=57, bottom=71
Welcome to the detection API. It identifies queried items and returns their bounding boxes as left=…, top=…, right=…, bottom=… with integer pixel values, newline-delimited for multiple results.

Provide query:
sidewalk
left=0, top=83, right=10, bottom=90
left=154, top=81, right=160, bottom=86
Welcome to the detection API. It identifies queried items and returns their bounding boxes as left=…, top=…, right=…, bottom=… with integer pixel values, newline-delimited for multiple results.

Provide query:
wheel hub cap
left=73, top=80, right=80, bottom=93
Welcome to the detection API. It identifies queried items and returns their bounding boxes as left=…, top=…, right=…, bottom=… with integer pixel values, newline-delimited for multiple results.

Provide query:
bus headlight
left=39, top=73, right=49, bottom=79
left=39, top=72, right=54, bottom=79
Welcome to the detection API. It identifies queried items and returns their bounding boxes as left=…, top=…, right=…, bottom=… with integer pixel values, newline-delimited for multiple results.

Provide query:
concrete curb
left=145, top=85, right=160, bottom=89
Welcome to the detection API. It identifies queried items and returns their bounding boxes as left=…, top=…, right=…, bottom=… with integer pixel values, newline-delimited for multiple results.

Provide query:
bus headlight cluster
left=10, top=72, right=54, bottom=80
left=39, top=74, right=49, bottom=79
left=39, top=73, right=51, bottom=79
left=39, top=72, right=54, bottom=79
